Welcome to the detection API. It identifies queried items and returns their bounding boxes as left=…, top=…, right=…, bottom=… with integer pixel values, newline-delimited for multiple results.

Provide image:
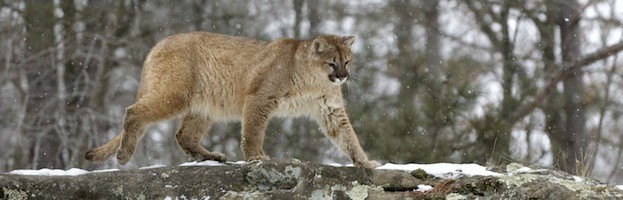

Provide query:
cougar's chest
left=273, top=92, right=320, bottom=118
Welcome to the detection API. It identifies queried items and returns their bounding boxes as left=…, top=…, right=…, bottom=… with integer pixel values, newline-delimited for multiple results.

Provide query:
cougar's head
left=310, top=35, right=355, bottom=86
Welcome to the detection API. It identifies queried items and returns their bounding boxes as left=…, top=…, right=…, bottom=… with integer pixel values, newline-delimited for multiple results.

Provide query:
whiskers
left=344, top=76, right=363, bottom=93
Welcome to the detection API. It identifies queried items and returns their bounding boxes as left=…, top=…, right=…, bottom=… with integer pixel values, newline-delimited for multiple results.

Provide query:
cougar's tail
left=84, top=131, right=123, bottom=162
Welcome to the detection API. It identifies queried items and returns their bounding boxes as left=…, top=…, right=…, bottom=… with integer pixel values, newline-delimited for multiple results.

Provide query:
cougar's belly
left=190, top=96, right=242, bottom=122
left=189, top=64, right=245, bottom=122
left=273, top=94, right=318, bottom=118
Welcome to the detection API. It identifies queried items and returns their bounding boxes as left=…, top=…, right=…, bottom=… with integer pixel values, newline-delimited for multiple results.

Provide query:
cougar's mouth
left=328, top=75, right=348, bottom=85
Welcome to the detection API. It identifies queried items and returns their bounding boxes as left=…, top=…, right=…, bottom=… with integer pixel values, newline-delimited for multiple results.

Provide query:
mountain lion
left=85, top=32, right=380, bottom=168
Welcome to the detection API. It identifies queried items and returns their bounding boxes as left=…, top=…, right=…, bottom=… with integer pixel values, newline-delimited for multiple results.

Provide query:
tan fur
left=85, top=32, right=380, bottom=168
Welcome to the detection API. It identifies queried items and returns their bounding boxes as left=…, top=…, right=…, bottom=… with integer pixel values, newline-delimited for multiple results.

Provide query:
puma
left=85, top=32, right=380, bottom=168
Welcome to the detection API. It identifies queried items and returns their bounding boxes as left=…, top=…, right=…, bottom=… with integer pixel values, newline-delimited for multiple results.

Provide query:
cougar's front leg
left=313, top=98, right=380, bottom=168
left=241, top=95, right=277, bottom=162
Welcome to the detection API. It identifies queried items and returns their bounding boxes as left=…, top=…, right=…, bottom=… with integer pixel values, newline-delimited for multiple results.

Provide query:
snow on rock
left=5, top=161, right=246, bottom=176
left=92, top=168, right=120, bottom=173
left=504, top=163, right=548, bottom=177
left=376, top=163, right=502, bottom=178
left=416, top=184, right=433, bottom=192
left=179, top=160, right=225, bottom=167
left=165, top=196, right=211, bottom=200
left=323, top=163, right=354, bottom=167
left=9, top=168, right=89, bottom=176
left=179, top=160, right=245, bottom=167
left=140, top=164, right=167, bottom=169
left=6, top=161, right=499, bottom=179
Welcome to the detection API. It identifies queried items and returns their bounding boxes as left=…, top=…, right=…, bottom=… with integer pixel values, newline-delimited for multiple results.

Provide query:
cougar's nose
left=337, top=74, right=348, bottom=82
left=336, top=71, right=349, bottom=80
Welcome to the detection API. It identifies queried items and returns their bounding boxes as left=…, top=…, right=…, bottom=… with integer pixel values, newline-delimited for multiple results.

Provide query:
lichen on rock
left=3, top=188, right=28, bottom=200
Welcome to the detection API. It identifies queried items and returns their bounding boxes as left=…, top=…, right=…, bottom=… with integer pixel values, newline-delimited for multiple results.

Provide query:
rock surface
left=1, top=159, right=622, bottom=200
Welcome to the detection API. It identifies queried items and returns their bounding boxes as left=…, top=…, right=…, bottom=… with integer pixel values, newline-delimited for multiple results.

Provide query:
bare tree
left=557, top=0, right=587, bottom=174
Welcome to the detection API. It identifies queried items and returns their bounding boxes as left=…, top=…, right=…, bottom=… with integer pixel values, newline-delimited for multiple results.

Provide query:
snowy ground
left=8, top=160, right=498, bottom=178
left=7, top=161, right=622, bottom=192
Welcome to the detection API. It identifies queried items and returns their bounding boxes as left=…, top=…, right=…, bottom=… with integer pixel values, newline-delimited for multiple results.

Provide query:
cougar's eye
left=345, top=61, right=350, bottom=65
left=328, top=63, right=337, bottom=68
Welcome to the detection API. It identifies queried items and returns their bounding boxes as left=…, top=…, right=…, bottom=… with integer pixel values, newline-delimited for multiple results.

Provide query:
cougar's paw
left=84, top=148, right=103, bottom=161
left=115, top=147, right=134, bottom=165
left=359, top=160, right=382, bottom=169
left=195, top=152, right=228, bottom=163
left=246, top=155, right=270, bottom=162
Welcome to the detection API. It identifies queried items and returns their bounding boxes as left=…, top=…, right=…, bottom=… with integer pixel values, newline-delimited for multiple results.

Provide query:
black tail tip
left=84, top=149, right=95, bottom=161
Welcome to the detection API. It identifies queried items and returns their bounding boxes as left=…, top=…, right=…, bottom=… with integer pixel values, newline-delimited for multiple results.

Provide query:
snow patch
left=324, top=163, right=354, bottom=167
left=165, top=184, right=178, bottom=189
left=228, top=161, right=247, bottom=165
left=179, top=160, right=245, bottom=167
left=164, top=195, right=209, bottom=200
left=377, top=163, right=501, bottom=178
left=92, top=168, right=120, bottom=173
left=513, top=166, right=533, bottom=173
left=416, top=184, right=433, bottom=192
left=9, top=168, right=88, bottom=176
left=505, top=163, right=547, bottom=176
left=7, top=161, right=500, bottom=179
left=179, top=160, right=225, bottom=167
left=140, top=164, right=167, bottom=169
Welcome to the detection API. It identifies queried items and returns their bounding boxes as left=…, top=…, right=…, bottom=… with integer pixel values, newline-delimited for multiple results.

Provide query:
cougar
left=85, top=32, right=380, bottom=168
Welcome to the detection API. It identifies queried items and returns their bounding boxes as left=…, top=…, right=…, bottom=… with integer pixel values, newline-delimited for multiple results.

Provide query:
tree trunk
left=422, top=0, right=442, bottom=159
left=462, top=0, right=513, bottom=164
left=293, top=0, right=304, bottom=38
left=23, top=0, right=59, bottom=170
left=393, top=1, right=418, bottom=91
left=533, top=2, right=567, bottom=174
left=557, top=0, right=586, bottom=174
left=423, top=0, right=440, bottom=76
left=307, top=0, right=321, bottom=37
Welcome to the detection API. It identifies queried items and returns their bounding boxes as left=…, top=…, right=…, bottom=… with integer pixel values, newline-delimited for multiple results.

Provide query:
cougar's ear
left=342, top=36, right=355, bottom=46
left=312, top=37, right=329, bottom=54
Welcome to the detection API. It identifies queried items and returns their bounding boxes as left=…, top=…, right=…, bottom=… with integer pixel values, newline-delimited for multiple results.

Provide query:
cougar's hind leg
left=85, top=131, right=124, bottom=162
left=175, top=114, right=227, bottom=162
left=116, top=95, right=187, bottom=165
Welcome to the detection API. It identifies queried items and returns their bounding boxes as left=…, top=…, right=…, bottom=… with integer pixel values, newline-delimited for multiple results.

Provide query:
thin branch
left=508, top=41, right=623, bottom=125
left=463, top=0, right=502, bottom=48
left=441, top=31, right=494, bottom=52
left=1, top=2, right=25, bottom=15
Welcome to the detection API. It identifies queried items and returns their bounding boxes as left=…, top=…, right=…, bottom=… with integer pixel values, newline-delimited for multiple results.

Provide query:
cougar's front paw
left=359, top=160, right=382, bottom=169
left=116, top=147, right=134, bottom=165
left=195, top=152, right=228, bottom=163
left=246, top=155, right=270, bottom=162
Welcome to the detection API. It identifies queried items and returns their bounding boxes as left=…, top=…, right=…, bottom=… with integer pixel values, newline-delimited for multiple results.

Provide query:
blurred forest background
left=2, top=0, right=623, bottom=184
